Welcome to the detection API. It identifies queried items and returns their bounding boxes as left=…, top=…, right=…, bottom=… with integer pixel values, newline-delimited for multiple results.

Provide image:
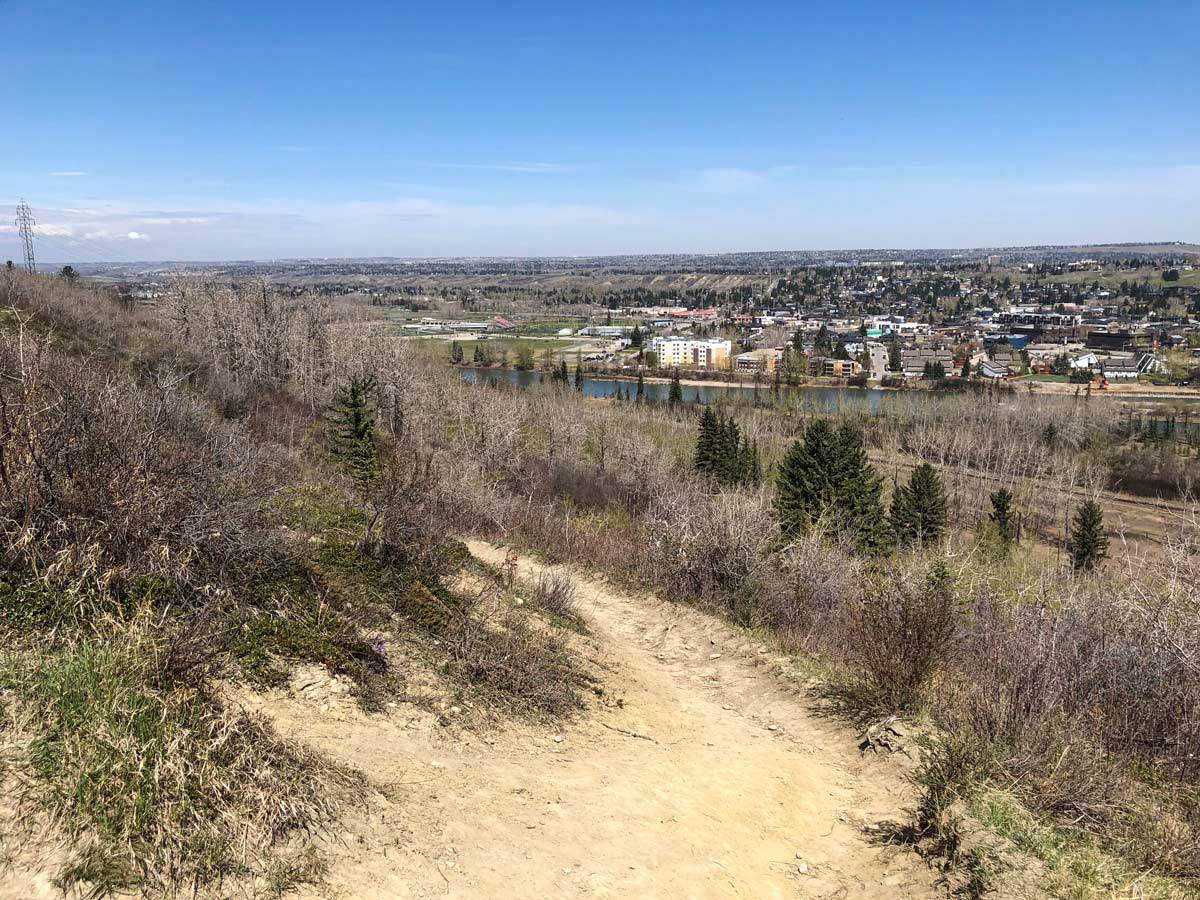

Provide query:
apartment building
left=648, top=336, right=729, bottom=367
left=649, top=336, right=732, bottom=369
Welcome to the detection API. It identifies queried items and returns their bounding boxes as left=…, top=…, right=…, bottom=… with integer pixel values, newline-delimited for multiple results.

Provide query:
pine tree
left=1066, top=500, right=1108, bottom=571
left=746, top=439, right=762, bottom=485
left=450, top=342, right=464, bottom=364
left=668, top=368, right=683, bottom=405
left=328, top=374, right=379, bottom=494
left=831, top=424, right=889, bottom=554
left=961, top=359, right=971, bottom=379
left=888, top=343, right=902, bottom=372
left=636, top=371, right=645, bottom=400
left=574, top=359, right=584, bottom=391
left=775, top=419, right=840, bottom=537
left=989, top=488, right=1015, bottom=544
left=694, top=407, right=718, bottom=476
left=630, top=324, right=643, bottom=347
left=891, top=463, right=949, bottom=547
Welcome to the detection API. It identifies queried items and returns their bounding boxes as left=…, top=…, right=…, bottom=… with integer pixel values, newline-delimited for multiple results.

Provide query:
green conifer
left=668, top=368, right=683, bottom=404
left=891, top=462, right=949, bottom=547
left=989, top=488, right=1015, bottom=544
left=775, top=419, right=839, bottom=536
left=328, top=374, right=380, bottom=494
left=1066, top=499, right=1108, bottom=571
left=694, top=407, right=718, bottom=476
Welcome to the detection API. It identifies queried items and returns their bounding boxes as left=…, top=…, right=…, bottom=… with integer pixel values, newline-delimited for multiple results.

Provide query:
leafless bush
left=0, top=324, right=271, bottom=599
left=761, top=530, right=862, bottom=654
left=442, top=591, right=583, bottom=717
left=645, top=485, right=777, bottom=622
left=845, top=558, right=961, bottom=713
left=528, top=569, right=580, bottom=622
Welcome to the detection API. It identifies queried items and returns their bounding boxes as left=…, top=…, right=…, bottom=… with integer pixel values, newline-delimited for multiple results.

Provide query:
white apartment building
left=649, top=336, right=732, bottom=369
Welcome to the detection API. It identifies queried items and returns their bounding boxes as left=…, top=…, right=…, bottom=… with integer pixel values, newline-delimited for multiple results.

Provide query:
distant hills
left=62, top=241, right=1200, bottom=279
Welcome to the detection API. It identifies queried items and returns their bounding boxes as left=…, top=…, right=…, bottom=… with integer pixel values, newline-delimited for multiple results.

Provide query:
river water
left=458, top=367, right=1200, bottom=413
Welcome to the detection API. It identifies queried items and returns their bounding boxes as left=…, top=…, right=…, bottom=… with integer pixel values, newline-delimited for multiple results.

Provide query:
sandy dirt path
left=246, top=540, right=938, bottom=900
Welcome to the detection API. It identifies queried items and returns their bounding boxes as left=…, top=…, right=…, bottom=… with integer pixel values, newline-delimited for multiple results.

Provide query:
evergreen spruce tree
left=574, top=359, right=584, bottom=391
left=891, top=462, right=949, bottom=547
left=989, top=488, right=1016, bottom=544
left=694, top=407, right=718, bottom=476
left=630, top=325, right=643, bottom=347
left=888, top=342, right=902, bottom=372
left=775, top=419, right=839, bottom=537
left=1066, top=499, right=1108, bottom=571
left=668, top=368, right=683, bottom=405
left=831, top=424, right=890, bottom=554
left=961, top=358, right=971, bottom=379
left=746, top=439, right=762, bottom=485
left=636, top=371, right=645, bottom=400
left=451, top=342, right=464, bottom=364
left=328, top=374, right=380, bottom=494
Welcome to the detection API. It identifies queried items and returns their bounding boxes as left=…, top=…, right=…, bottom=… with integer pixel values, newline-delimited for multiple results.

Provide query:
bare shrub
left=528, top=569, right=580, bottom=622
left=442, top=591, right=583, bottom=717
left=845, top=558, right=961, bottom=713
left=0, top=326, right=270, bottom=600
left=645, top=486, right=776, bottom=623
left=763, top=530, right=862, bottom=655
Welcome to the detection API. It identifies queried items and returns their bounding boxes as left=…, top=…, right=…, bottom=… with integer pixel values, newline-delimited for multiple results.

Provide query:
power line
left=15, top=200, right=35, bottom=273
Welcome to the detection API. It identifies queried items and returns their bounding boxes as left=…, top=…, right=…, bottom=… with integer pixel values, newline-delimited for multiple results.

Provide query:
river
left=458, top=367, right=1200, bottom=414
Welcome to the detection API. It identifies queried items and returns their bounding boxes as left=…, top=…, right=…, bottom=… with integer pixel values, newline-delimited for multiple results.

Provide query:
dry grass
left=0, top=622, right=352, bottom=894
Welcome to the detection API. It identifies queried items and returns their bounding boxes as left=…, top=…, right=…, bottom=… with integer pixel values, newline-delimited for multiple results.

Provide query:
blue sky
left=3, top=0, right=1198, bottom=261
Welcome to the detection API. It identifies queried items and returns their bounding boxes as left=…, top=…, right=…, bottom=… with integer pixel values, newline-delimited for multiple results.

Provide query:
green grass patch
left=972, top=791, right=1195, bottom=900
left=1, top=631, right=344, bottom=895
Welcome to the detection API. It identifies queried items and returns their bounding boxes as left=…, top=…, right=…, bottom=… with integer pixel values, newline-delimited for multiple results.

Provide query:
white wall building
left=649, top=336, right=732, bottom=369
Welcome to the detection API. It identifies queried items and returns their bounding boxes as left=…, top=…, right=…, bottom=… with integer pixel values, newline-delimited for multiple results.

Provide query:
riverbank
left=1014, top=378, right=1200, bottom=401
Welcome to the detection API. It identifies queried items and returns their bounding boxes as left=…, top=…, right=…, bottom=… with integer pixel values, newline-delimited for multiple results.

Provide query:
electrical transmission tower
left=15, top=200, right=36, bottom=273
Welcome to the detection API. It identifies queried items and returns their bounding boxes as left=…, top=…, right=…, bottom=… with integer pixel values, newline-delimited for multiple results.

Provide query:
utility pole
left=15, top=200, right=35, bottom=274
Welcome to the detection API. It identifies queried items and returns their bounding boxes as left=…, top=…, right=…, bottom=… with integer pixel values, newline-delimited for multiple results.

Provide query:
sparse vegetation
left=0, top=270, right=588, bottom=894
left=3, top=265, right=1198, bottom=896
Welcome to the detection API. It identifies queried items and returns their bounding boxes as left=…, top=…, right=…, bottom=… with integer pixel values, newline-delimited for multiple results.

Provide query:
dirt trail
left=246, top=540, right=938, bottom=899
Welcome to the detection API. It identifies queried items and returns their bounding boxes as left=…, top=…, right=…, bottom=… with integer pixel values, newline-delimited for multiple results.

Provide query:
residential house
left=900, top=348, right=955, bottom=378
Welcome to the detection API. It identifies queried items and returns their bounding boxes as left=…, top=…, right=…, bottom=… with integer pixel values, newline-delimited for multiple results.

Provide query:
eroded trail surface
left=250, top=540, right=938, bottom=899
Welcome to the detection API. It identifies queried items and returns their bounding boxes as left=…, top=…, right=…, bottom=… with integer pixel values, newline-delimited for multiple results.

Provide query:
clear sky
left=2, top=0, right=1198, bottom=262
